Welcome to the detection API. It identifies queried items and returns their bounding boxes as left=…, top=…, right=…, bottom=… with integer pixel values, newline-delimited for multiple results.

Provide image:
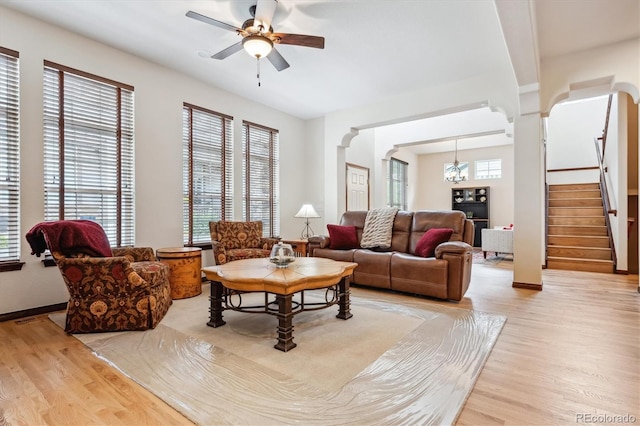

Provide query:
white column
left=513, top=86, right=544, bottom=289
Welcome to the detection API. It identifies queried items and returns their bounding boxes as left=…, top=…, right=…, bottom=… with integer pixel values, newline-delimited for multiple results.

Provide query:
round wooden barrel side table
left=156, top=247, right=202, bottom=299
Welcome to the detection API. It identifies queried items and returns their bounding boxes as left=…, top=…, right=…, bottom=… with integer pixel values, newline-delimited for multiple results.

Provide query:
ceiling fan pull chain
left=257, top=58, right=261, bottom=87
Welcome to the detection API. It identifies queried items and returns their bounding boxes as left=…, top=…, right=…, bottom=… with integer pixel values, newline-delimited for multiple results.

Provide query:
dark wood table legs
left=206, top=278, right=353, bottom=351
left=274, top=294, right=297, bottom=352
left=207, top=280, right=226, bottom=328
left=336, top=276, right=353, bottom=320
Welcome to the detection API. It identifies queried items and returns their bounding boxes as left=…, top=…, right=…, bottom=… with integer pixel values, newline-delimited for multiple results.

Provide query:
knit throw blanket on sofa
left=359, top=207, right=399, bottom=249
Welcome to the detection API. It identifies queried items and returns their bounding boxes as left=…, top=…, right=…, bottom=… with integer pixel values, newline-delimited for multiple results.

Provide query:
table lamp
left=294, top=204, right=320, bottom=239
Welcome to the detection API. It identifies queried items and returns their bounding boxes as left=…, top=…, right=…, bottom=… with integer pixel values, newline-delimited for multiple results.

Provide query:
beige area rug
left=50, top=284, right=506, bottom=425
left=472, top=249, right=513, bottom=265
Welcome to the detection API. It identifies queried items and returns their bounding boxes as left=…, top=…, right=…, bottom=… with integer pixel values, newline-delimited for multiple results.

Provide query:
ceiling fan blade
left=186, top=10, right=241, bottom=33
left=254, top=0, right=278, bottom=30
left=267, top=48, right=290, bottom=71
left=272, top=33, right=325, bottom=49
left=211, top=42, right=243, bottom=60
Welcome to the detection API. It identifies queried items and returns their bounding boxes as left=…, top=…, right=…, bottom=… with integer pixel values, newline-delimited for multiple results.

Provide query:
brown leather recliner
left=308, top=210, right=474, bottom=302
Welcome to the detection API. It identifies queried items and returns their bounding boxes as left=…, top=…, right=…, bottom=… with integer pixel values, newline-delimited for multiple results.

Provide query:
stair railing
left=594, top=93, right=617, bottom=269
left=599, top=93, right=613, bottom=158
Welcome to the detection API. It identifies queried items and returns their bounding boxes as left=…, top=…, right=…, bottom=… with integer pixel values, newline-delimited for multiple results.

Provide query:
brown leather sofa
left=308, top=210, right=474, bottom=301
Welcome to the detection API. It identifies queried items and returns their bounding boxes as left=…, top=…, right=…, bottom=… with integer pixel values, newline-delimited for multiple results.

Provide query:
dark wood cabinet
left=452, top=187, right=489, bottom=247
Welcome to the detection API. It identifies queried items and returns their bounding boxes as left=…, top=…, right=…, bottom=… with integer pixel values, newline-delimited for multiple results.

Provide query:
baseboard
left=615, top=269, right=629, bottom=275
left=512, top=281, right=543, bottom=291
left=0, top=302, right=67, bottom=322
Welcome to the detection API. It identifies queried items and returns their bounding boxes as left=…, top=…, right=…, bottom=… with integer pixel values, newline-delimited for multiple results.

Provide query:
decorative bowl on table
left=269, top=242, right=296, bottom=268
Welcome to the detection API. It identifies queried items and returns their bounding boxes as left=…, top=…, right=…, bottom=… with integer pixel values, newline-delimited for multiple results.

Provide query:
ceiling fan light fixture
left=242, top=34, right=273, bottom=59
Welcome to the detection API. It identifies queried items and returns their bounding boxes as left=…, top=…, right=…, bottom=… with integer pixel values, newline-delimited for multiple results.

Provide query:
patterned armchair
left=209, top=220, right=279, bottom=265
left=52, top=247, right=172, bottom=333
left=26, top=220, right=172, bottom=333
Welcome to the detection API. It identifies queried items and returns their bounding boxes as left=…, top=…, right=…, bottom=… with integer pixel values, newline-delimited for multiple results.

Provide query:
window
left=475, top=159, right=502, bottom=179
left=388, top=158, right=407, bottom=210
left=0, top=47, right=20, bottom=266
left=242, top=121, right=279, bottom=237
left=182, top=103, right=233, bottom=245
left=43, top=62, right=134, bottom=247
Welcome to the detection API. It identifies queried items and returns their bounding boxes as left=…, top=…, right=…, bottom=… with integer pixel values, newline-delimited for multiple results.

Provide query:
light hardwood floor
left=1, top=258, right=638, bottom=425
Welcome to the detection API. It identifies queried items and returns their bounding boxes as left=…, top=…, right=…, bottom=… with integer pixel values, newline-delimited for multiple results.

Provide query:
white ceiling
left=1, top=0, right=637, bottom=154
left=535, top=0, right=639, bottom=59
left=0, top=0, right=512, bottom=120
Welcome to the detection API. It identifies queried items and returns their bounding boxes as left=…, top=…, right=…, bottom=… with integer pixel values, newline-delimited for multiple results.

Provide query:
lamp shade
left=242, top=35, right=273, bottom=58
left=294, top=204, right=320, bottom=218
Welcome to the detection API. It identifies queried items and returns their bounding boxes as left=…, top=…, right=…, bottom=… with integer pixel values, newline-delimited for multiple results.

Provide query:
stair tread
left=547, top=256, right=613, bottom=264
left=548, top=235, right=609, bottom=238
left=549, top=214, right=604, bottom=220
left=548, top=245, right=610, bottom=250
left=549, top=190, right=599, bottom=192
left=549, top=224, right=606, bottom=228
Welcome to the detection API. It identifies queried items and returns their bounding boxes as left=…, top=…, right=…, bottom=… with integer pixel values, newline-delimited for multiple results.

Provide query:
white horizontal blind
left=242, top=121, right=279, bottom=238
left=388, top=157, right=407, bottom=210
left=0, top=48, right=20, bottom=262
left=182, top=103, right=233, bottom=245
left=43, top=62, right=135, bottom=247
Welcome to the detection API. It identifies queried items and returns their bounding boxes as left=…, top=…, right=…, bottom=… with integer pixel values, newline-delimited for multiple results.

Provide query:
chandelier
left=446, top=139, right=467, bottom=184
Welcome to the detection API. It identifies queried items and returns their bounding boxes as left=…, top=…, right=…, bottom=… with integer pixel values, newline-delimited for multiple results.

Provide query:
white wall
left=0, top=7, right=308, bottom=314
left=542, top=38, right=640, bottom=112
left=303, top=116, right=325, bottom=222
left=321, top=69, right=520, bottom=226
left=546, top=95, right=608, bottom=172
left=416, top=144, right=515, bottom=228
left=610, top=94, right=628, bottom=271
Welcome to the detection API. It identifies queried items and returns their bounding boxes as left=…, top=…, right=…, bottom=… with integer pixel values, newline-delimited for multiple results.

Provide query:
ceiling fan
left=186, top=0, right=325, bottom=76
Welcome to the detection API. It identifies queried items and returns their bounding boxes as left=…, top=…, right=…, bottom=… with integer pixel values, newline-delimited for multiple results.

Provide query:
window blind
left=0, top=47, right=20, bottom=262
left=43, top=62, right=135, bottom=247
left=388, top=158, right=408, bottom=210
left=242, top=121, right=279, bottom=237
left=182, top=103, right=233, bottom=245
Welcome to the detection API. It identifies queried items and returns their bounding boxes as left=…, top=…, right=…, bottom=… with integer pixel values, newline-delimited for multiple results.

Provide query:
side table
left=156, top=247, right=202, bottom=299
left=282, top=239, right=308, bottom=257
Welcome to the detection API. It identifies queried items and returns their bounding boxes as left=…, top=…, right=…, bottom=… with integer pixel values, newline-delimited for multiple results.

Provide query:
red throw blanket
left=26, top=220, right=113, bottom=257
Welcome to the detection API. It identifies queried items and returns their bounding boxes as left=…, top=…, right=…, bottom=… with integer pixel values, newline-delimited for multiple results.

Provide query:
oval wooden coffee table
left=201, top=257, right=357, bottom=352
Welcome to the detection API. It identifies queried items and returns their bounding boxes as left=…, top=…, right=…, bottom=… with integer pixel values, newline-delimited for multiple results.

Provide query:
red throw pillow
left=415, top=228, right=454, bottom=258
left=327, top=224, right=359, bottom=249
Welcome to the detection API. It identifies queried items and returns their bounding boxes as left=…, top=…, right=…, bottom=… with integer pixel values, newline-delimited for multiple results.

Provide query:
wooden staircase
left=547, top=183, right=614, bottom=273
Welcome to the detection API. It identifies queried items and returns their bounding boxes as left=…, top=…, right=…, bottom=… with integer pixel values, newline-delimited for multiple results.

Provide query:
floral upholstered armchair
left=26, top=220, right=172, bottom=334
left=209, top=220, right=279, bottom=265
